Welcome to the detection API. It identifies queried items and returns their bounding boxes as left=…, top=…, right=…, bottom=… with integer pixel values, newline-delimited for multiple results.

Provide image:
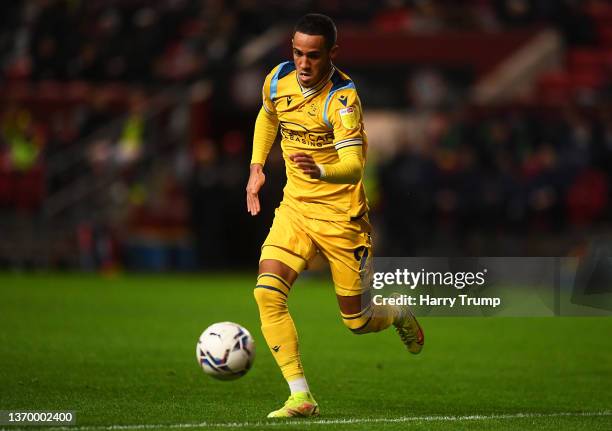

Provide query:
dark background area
left=1, top=0, right=612, bottom=270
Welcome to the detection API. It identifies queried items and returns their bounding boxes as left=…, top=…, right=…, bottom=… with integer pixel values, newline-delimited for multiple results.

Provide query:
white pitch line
left=2, top=411, right=611, bottom=431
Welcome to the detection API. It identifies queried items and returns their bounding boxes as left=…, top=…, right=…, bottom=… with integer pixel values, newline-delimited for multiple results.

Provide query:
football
left=196, top=322, right=255, bottom=380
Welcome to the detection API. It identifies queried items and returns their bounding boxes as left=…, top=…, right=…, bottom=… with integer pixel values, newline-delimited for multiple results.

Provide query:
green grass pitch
left=0, top=273, right=611, bottom=430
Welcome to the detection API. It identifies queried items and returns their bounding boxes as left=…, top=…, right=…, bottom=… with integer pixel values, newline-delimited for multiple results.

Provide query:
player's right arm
left=247, top=68, right=280, bottom=216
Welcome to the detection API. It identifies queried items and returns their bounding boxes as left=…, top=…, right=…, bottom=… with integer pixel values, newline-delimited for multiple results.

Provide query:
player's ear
left=329, top=44, right=338, bottom=61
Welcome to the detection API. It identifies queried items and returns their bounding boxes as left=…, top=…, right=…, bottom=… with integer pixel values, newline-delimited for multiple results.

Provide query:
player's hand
left=246, top=164, right=266, bottom=216
left=289, top=152, right=321, bottom=179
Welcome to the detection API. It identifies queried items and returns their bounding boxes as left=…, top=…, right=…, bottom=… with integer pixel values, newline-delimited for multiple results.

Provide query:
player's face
left=292, top=32, right=337, bottom=88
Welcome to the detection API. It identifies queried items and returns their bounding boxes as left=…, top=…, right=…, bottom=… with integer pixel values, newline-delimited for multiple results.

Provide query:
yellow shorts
left=260, top=203, right=372, bottom=297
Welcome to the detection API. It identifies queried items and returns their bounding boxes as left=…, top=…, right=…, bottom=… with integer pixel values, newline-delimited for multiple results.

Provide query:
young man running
left=246, top=13, right=424, bottom=418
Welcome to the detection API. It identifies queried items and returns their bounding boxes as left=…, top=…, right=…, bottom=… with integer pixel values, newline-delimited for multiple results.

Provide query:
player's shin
left=253, top=274, right=306, bottom=385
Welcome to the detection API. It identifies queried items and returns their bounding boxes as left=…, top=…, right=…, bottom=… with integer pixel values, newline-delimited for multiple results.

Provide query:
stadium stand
left=0, top=0, right=611, bottom=268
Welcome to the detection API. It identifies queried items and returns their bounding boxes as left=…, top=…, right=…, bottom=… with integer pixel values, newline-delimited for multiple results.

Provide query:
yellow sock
left=341, top=303, right=396, bottom=334
left=253, top=273, right=304, bottom=381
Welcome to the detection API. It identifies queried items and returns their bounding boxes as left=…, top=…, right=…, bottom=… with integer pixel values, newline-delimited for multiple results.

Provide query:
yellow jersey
left=259, top=61, right=368, bottom=222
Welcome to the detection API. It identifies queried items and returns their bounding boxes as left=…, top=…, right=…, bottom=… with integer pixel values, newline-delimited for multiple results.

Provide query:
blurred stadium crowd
left=1, top=0, right=611, bottom=269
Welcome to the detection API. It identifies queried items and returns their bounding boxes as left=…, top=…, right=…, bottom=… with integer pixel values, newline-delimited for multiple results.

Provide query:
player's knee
left=254, top=286, right=289, bottom=325
left=254, top=273, right=291, bottom=308
left=253, top=286, right=287, bottom=310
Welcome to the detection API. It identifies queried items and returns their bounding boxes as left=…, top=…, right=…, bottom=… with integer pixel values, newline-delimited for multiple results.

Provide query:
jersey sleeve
left=250, top=107, right=279, bottom=166
left=318, top=145, right=364, bottom=185
left=261, top=66, right=278, bottom=115
left=325, top=88, right=365, bottom=151
left=251, top=66, right=284, bottom=165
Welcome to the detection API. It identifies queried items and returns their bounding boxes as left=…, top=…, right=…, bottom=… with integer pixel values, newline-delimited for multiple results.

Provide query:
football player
left=246, top=13, right=424, bottom=418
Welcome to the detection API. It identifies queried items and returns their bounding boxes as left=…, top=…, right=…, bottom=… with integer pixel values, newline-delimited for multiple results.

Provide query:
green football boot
left=393, top=297, right=425, bottom=354
left=267, top=391, right=320, bottom=418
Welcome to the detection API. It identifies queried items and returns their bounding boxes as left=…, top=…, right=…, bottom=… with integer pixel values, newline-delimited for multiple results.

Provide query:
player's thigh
left=314, top=217, right=373, bottom=311
left=260, top=204, right=317, bottom=275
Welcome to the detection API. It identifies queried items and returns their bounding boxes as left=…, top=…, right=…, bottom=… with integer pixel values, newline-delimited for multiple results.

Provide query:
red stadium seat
left=599, top=27, right=612, bottom=47
left=537, top=71, right=572, bottom=103
left=567, top=49, right=605, bottom=71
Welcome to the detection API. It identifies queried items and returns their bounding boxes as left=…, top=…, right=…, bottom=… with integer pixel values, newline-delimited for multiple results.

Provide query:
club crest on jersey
left=338, top=95, right=348, bottom=106
left=339, top=106, right=358, bottom=129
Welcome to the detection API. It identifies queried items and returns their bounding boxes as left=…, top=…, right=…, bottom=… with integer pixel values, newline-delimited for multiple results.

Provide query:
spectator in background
left=1, top=106, right=44, bottom=172
left=0, top=106, right=46, bottom=210
left=117, top=90, right=147, bottom=165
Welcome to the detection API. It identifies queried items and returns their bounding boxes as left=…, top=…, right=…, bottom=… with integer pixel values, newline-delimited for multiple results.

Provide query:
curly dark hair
left=293, top=13, right=337, bottom=51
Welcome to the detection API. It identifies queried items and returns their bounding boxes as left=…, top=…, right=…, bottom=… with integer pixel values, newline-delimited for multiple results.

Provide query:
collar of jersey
left=297, top=65, right=336, bottom=99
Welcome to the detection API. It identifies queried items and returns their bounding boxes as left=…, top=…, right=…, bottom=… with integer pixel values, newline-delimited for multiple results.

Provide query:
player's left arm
left=290, top=146, right=362, bottom=184
left=291, top=88, right=365, bottom=185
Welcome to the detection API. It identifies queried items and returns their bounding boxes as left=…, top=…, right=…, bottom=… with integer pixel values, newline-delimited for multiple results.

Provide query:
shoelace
left=395, top=325, right=418, bottom=344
